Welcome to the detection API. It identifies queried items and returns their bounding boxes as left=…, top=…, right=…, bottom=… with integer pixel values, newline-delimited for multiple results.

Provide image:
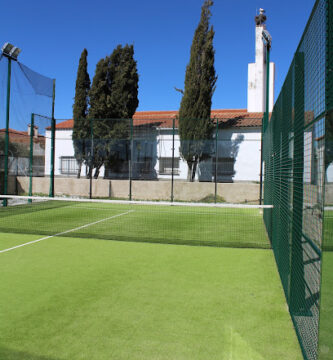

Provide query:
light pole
left=259, top=30, right=272, bottom=205
left=1, top=43, right=21, bottom=206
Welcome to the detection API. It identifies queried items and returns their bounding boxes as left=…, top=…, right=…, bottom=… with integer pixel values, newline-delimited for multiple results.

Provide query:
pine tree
left=178, top=0, right=217, bottom=181
left=72, top=49, right=90, bottom=178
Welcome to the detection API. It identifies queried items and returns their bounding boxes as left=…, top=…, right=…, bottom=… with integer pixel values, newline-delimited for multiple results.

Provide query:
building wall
left=45, top=129, right=105, bottom=177
left=45, top=127, right=262, bottom=182
left=327, top=164, right=333, bottom=183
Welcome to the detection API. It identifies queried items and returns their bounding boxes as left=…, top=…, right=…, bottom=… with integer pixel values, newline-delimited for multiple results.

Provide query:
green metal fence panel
left=263, top=1, right=329, bottom=359
left=317, top=0, right=333, bottom=359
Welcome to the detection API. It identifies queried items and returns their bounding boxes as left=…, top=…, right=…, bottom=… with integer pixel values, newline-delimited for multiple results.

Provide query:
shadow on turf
left=0, top=347, right=63, bottom=360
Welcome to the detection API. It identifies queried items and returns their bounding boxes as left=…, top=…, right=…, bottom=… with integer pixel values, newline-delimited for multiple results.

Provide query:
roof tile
left=53, top=109, right=264, bottom=130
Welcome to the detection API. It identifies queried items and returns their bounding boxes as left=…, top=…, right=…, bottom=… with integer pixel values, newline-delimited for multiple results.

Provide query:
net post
left=2, top=57, right=12, bottom=207
left=49, top=79, right=56, bottom=198
left=171, top=117, right=175, bottom=202
left=28, top=113, right=35, bottom=203
left=129, top=117, right=133, bottom=201
left=214, top=119, right=218, bottom=203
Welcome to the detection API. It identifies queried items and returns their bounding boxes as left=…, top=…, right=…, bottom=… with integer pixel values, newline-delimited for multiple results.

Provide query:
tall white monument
left=247, top=9, right=275, bottom=113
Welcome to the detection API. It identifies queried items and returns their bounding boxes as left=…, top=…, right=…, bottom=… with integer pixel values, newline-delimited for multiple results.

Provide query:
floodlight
left=9, top=47, right=21, bottom=59
left=1, top=42, right=21, bottom=60
left=262, top=30, right=272, bottom=48
left=2, top=43, right=14, bottom=54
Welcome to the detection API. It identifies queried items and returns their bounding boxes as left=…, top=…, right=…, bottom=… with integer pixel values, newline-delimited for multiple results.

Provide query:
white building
left=45, top=9, right=275, bottom=183
left=45, top=110, right=263, bottom=182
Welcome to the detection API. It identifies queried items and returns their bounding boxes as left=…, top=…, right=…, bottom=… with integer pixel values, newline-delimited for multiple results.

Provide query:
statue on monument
left=255, top=8, right=266, bottom=26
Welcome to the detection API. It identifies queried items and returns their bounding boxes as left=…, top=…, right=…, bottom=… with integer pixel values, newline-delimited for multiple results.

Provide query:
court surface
left=0, top=199, right=302, bottom=359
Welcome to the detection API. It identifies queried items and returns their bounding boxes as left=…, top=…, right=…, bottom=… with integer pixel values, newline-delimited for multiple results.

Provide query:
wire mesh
left=262, top=1, right=330, bottom=359
left=0, top=194, right=272, bottom=250
left=0, top=58, right=54, bottom=200
left=51, top=116, right=263, bottom=203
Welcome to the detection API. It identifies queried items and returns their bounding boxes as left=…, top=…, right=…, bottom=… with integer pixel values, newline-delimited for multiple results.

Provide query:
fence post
left=171, top=117, right=175, bottom=202
left=259, top=118, right=264, bottom=205
left=89, top=118, right=94, bottom=199
left=260, top=43, right=271, bottom=205
left=28, top=113, right=35, bottom=203
left=214, top=119, right=218, bottom=203
left=49, top=79, right=56, bottom=198
left=2, top=57, right=12, bottom=207
left=129, top=118, right=133, bottom=201
left=289, top=52, right=305, bottom=314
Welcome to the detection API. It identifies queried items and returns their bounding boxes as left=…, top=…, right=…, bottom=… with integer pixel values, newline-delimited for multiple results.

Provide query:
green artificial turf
left=0, top=200, right=270, bottom=248
left=324, top=210, right=333, bottom=250
left=0, top=232, right=44, bottom=251
left=0, top=235, right=302, bottom=360
left=318, top=252, right=333, bottom=360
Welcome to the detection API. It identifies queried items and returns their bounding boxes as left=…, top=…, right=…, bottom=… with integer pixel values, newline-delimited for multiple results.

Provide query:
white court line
left=0, top=210, right=134, bottom=254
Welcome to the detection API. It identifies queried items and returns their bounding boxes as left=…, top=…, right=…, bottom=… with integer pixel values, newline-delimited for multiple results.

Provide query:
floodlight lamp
left=9, top=47, right=21, bottom=59
left=262, top=30, right=272, bottom=47
left=1, top=42, right=21, bottom=60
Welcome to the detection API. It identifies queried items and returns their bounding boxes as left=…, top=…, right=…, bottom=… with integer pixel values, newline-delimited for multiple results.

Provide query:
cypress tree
left=178, top=0, right=217, bottom=181
left=106, top=44, right=139, bottom=174
left=72, top=49, right=91, bottom=178
left=88, top=45, right=139, bottom=178
left=88, top=57, right=110, bottom=119
left=108, top=44, right=139, bottom=119
left=88, top=57, right=110, bottom=178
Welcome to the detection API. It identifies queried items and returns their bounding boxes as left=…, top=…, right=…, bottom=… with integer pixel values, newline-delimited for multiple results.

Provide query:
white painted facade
left=45, top=126, right=262, bottom=182
left=327, top=164, right=333, bottom=183
left=247, top=22, right=275, bottom=112
left=45, top=128, right=106, bottom=178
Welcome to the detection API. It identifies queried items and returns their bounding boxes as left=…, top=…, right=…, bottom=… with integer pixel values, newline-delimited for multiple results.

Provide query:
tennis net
left=0, top=195, right=272, bottom=249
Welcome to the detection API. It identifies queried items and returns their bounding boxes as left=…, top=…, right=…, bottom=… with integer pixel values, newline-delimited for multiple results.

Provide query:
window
left=212, top=157, right=235, bottom=176
left=159, top=157, right=180, bottom=175
left=60, top=157, right=80, bottom=175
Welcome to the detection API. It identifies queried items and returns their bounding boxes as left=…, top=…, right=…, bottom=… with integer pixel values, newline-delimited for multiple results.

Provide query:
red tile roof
left=0, top=128, right=45, bottom=145
left=52, top=109, right=264, bottom=130
left=49, top=119, right=75, bottom=130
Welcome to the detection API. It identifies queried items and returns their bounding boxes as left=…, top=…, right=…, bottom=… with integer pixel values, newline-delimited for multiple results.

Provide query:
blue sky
left=0, top=0, right=315, bottom=120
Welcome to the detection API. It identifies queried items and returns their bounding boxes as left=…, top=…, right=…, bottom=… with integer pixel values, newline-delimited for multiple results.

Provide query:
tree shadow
left=198, top=115, right=247, bottom=182
left=0, top=346, right=63, bottom=360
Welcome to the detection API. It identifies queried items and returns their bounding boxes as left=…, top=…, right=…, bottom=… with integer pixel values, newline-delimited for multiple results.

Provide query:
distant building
left=45, top=9, right=275, bottom=183
left=0, top=127, right=45, bottom=176
left=45, top=110, right=263, bottom=182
